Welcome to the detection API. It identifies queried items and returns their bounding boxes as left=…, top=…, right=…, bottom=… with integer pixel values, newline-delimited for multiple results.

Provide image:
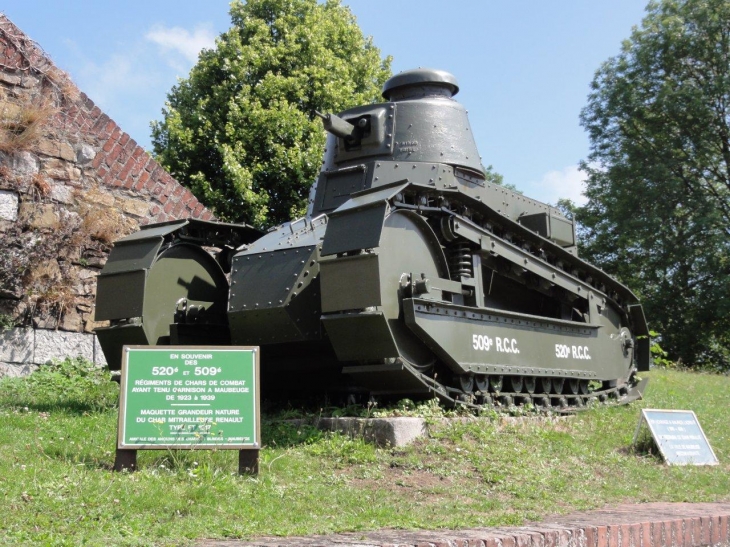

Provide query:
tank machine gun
left=95, top=68, right=649, bottom=408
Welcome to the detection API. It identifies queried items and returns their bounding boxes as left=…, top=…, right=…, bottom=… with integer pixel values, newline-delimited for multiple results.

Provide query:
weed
left=0, top=97, right=56, bottom=153
left=305, top=431, right=377, bottom=466
left=287, top=397, right=483, bottom=422
left=371, top=397, right=463, bottom=420
left=32, top=280, right=77, bottom=321
left=262, top=419, right=323, bottom=448
left=0, top=312, right=17, bottom=331
left=29, top=172, right=51, bottom=200
left=46, top=65, right=80, bottom=103
left=79, top=204, right=136, bottom=244
left=631, top=427, right=663, bottom=462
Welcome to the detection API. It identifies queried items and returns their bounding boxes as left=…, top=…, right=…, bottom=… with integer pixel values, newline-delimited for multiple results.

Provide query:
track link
left=390, top=360, right=647, bottom=414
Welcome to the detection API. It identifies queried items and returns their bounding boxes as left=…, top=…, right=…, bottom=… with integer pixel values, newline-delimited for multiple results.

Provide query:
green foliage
left=272, top=397, right=483, bottom=421
left=304, top=431, right=376, bottom=466
left=151, top=0, right=392, bottom=228
left=0, top=313, right=16, bottom=331
left=262, top=419, right=324, bottom=448
left=369, top=397, right=477, bottom=420
left=483, top=164, right=504, bottom=186
left=578, top=0, right=730, bottom=369
left=484, top=164, right=522, bottom=193
left=644, top=330, right=677, bottom=369
left=0, top=356, right=118, bottom=412
left=555, top=197, right=579, bottom=221
left=650, top=342, right=676, bottom=369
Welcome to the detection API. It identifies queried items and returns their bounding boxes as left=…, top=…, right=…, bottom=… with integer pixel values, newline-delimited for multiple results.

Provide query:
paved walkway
left=196, top=502, right=730, bottom=547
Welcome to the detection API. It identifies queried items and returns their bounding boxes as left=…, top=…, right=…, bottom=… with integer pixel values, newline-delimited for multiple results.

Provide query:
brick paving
left=196, top=502, right=730, bottom=547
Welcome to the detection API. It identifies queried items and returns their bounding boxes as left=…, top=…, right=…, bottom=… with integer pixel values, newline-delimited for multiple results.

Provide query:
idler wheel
left=552, top=377, right=565, bottom=394
left=567, top=378, right=580, bottom=395
left=475, top=374, right=489, bottom=393
left=458, top=374, right=475, bottom=393
left=523, top=376, right=536, bottom=394
left=538, top=377, right=552, bottom=394
left=507, top=376, right=523, bottom=393
left=489, top=375, right=503, bottom=392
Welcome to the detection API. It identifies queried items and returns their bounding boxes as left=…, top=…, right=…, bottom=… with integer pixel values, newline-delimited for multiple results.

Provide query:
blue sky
left=3, top=1, right=648, bottom=206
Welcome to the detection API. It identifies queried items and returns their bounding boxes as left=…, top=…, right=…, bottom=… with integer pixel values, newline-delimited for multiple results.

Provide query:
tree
left=151, top=0, right=391, bottom=228
left=483, top=164, right=523, bottom=193
left=578, top=0, right=730, bottom=368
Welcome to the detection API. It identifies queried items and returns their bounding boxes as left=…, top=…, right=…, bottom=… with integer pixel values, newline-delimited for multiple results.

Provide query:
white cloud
left=77, top=23, right=215, bottom=104
left=526, top=164, right=588, bottom=206
left=75, top=51, right=154, bottom=107
left=61, top=22, right=217, bottom=149
left=145, top=24, right=216, bottom=64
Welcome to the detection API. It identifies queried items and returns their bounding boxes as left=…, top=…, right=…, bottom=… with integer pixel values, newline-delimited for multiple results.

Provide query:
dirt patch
left=349, top=466, right=454, bottom=491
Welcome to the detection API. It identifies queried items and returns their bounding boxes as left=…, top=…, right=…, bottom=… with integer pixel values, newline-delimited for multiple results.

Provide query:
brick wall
left=229, top=502, right=730, bottom=546
left=0, top=14, right=215, bottom=373
left=0, top=14, right=212, bottom=226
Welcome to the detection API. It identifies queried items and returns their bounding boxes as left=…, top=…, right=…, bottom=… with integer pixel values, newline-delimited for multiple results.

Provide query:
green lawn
left=1, top=362, right=728, bottom=546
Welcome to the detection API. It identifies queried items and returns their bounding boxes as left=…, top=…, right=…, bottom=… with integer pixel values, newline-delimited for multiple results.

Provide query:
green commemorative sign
left=118, top=346, right=260, bottom=450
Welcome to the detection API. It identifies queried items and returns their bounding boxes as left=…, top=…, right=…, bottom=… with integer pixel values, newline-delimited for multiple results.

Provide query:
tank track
left=393, top=359, right=647, bottom=413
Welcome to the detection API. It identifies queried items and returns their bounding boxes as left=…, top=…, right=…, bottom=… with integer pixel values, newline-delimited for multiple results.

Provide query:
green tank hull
left=95, top=69, right=649, bottom=407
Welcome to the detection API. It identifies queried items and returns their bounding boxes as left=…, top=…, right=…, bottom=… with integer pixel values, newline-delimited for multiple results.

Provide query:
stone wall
left=0, top=327, right=106, bottom=376
left=0, top=15, right=215, bottom=375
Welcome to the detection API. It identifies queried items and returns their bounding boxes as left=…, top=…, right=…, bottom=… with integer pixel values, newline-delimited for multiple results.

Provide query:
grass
left=0, top=362, right=728, bottom=546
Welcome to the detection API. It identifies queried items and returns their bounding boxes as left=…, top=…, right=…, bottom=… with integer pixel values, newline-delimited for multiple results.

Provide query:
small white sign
left=633, top=409, right=718, bottom=466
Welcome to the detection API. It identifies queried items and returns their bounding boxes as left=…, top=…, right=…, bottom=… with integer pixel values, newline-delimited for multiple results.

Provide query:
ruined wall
left=0, top=15, right=215, bottom=374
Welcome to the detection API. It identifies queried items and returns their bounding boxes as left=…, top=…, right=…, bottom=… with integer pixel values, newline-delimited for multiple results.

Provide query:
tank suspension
left=448, top=240, right=473, bottom=280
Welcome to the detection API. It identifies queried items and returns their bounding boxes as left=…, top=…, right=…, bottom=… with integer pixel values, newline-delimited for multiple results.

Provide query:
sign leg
left=239, top=449, right=259, bottom=475
left=114, top=449, right=138, bottom=472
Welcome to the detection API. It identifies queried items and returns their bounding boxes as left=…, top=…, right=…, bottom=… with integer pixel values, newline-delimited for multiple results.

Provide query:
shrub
left=0, top=356, right=118, bottom=412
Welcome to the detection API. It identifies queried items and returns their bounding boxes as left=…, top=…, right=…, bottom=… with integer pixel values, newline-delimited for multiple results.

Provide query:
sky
left=3, top=1, right=649, bottom=206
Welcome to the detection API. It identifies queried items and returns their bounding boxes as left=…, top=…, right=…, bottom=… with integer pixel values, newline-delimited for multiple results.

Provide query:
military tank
left=94, top=68, right=649, bottom=408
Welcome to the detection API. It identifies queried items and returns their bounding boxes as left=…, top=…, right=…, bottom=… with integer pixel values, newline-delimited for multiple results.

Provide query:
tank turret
left=319, top=68, right=482, bottom=174
left=310, top=69, right=576, bottom=250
